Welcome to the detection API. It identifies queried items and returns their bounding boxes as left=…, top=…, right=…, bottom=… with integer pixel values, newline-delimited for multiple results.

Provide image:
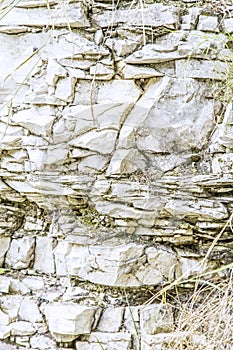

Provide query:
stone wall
left=0, top=0, right=233, bottom=349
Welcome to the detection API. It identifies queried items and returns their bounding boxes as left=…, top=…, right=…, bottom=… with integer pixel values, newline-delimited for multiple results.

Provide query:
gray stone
left=78, top=154, right=110, bottom=173
left=19, top=298, right=43, bottom=323
left=119, top=63, right=164, bottom=79
left=0, top=310, right=10, bottom=326
left=0, top=3, right=89, bottom=28
left=0, top=237, right=11, bottom=266
left=140, top=304, right=174, bottom=335
left=10, top=321, right=36, bottom=336
left=106, top=38, right=140, bottom=57
left=223, top=18, right=233, bottom=33
left=181, top=8, right=202, bottom=30
left=0, top=295, right=23, bottom=320
left=22, top=276, right=45, bottom=291
left=176, top=59, right=228, bottom=80
left=11, top=107, right=55, bottom=137
left=44, top=303, right=100, bottom=342
left=33, top=237, right=55, bottom=274
left=164, top=199, right=228, bottom=220
left=75, top=332, right=131, bottom=350
left=5, top=237, right=35, bottom=270
left=54, top=242, right=180, bottom=287
left=54, top=77, right=76, bottom=102
left=0, top=276, right=11, bottom=293
left=30, top=335, right=57, bottom=349
left=0, top=325, right=11, bottom=340
left=97, top=307, right=124, bottom=332
left=69, top=129, right=118, bottom=155
left=93, top=4, right=180, bottom=29
left=197, top=15, right=219, bottom=32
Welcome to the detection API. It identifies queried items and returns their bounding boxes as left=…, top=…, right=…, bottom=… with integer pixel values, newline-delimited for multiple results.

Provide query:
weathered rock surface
left=44, top=303, right=101, bottom=342
left=1, top=0, right=233, bottom=349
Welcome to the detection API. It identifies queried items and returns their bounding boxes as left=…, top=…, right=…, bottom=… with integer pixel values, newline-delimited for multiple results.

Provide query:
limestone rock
left=54, top=242, right=180, bottom=287
left=78, top=154, right=110, bottom=173
left=176, top=59, right=228, bottom=80
left=140, top=304, right=174, bottom=335
left=164, top=199, right=228, bottom=220
left=5, top=237, right=35, bottom=270
left=119, top=63, right=164, bottom=79
left=0, top=310, right=10, bottom=326
left=30, top=335, right=57, bottom=349
left=0, top=295, right=23, bottom=320
left=75, top=332, right=131, bottom=350
left=10, top=321, right=36, bottom=336
left=54, top=77, right=76, bottom=102
left=0, top=276, right=11, bottom=293
left=44, top=303, right=100, bottom=342
left=0, top=3, right=89, bottom=28
left=93, top=4, right=180, bottom=29
left=97, top=307, right=124, bottom=332
left=33, top=237, right=55, bottom=274
left=19, top=298, right=43, bottom=323
left=197, top=15, right=219, bottom=32
left=0, top=237, right=11, bottom=266
left=0, top=326, right=11, bottom=340
left=11, top=107, right=55, bottom=137
left=69, top=129, right=118, bottom=155
left=223, top=18, right=233, bottom=33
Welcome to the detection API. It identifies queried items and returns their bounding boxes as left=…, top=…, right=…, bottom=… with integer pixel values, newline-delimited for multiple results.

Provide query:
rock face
left=0, top=0, right=233, bottom=349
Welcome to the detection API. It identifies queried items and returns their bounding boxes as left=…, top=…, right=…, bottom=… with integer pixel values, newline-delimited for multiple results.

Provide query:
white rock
left=164, top=199, right=228, bottom=220
left=106, top=149, right=147, bottom=176
left=44, top=303, right=100, bottom=342
left=22, top=276, right=45, bottom=291
left=89, top=63, right=114, bottom=80
left=54, top=77, right=76, bottom=102
left=19, top=297, right=43, bottom=323
left=181, top=8, right=202, bottom=30
left=93, top=3, right=179, bottom=29
left=0, top=3, right=89, bottom=28
left=69, top=129, right=118, bottom=155
left=97, top=80, right=141, bottom=104
left=33, top=237, right=55, bottom=274
left=0, top=237, right=11, bottom=266
left=75, top=332, right=131, bottom=350
left=114, top=77, right=214, bottom=160
left=0, top=276, right=11, bottom=293
left=78, top=154, right=109, bottom=173
left=0, top=310, right=10, bottom=326
left=97, top=307, right=124, bottom=332
left=124, top=306, right=140, bottom=333
left=197, top=15, right=219, bottom=32
left=11, top=106, right=55, bottom=137
left=176, top=59, right=228, bottom=80
left=0, top=340, right=18, bottom=349
left=0, top=295, right=23, bottom=320
left=223, top=18, right=233, bottom=33
left=5, top=237, right=35, bottom=270
left=120, top=63, right=164, bottom=79
left=106, top=38, right=140, bottom=57
left=177, top=256, right=205, bottom=279
left=9, top=278, right=30, bottom=295
left=0, top=325, right=11, bottom=340
left=212, top=153, right=233, bottom=174
left=30, top=335, right=57, bottom=349
left=46, top=58, right=67, bottom=87
left=10, top=321, right=36, bottom=336
left=140, top=304, right=174, bottom=335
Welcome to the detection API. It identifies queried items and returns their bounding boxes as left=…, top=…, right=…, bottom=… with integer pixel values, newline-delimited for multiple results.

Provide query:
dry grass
left=164, top=274, right=233, bottom=350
